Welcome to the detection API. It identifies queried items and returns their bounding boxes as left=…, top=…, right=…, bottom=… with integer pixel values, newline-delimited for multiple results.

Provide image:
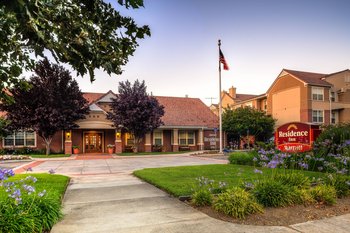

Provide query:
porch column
left=64, top=130, right=72, bottom=155
left=115, top=129, right=122, bottom=153
left=172, top=129, right=179, bottom=152
left=197, top=129, right=204, bottom=151
left=145, top=133, right=152, bottom=152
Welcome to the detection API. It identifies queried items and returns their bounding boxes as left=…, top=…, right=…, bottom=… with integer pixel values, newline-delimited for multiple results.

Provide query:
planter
left=107, top=147, right=114, bottom=154
left=73, top=148, right=79, bottom=154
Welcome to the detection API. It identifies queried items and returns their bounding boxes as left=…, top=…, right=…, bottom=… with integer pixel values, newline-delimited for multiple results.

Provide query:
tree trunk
left=43, top=137, right=53, bottom=155
left=133, top=137, right=142, bottom=153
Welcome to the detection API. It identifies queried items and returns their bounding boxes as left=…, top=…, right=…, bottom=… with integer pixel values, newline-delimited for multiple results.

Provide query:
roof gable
left=96, top=90, right=116, bottom=103
left=283, top=69, right=331, bottom=87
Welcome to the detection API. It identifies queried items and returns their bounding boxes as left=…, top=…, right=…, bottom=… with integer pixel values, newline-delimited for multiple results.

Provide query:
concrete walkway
left=15, top=154, right=350, bottom=233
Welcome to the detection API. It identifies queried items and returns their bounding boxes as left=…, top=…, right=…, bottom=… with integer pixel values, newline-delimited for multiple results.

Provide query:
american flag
left=219, top=49, right=229, bottom=70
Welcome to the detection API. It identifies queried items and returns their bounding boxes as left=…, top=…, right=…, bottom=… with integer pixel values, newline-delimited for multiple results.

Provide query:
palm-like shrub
left=274, top=172, right=311, bottom=189
left=214, top=187, right=263, bottom=219
left=252, top=179, right=294, bottom=207
left=191, top=189, right=213, bottom=207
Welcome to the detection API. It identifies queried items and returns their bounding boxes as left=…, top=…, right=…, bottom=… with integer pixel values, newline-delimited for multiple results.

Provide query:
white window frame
left=153, top=131, right=163, bottom=146
left=3, top=131, right=36, bottom=147
left=178, top=130, right=196, bottom=146
left=312, top=87, right=324, bottom=101
left=312, top=110, right=324, bottom=123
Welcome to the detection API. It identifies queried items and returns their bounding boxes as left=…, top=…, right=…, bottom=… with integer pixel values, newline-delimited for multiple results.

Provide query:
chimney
left=229, top=86, right=236, bottom=98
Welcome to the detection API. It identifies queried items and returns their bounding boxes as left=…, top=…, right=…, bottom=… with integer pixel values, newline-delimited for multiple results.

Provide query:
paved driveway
left=29, top=154, right=228, bottom=175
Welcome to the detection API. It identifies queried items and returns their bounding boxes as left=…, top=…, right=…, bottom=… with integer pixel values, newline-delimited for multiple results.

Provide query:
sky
left=75, top=0, right=350, bottom=105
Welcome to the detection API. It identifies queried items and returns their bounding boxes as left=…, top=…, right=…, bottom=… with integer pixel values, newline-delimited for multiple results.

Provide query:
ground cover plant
left=0, top=169, right=69, bottom=232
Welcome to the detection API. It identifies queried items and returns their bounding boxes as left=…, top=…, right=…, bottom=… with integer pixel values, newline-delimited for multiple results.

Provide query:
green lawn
left=29, top=154, right=72, bottom=158
left=133, top=164, right=325, bottom=197
left=1, top=173, right=70, bottom=199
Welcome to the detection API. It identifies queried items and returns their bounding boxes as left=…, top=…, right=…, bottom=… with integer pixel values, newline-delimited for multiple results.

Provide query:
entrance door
left=85, top=133, right=102, bottom=153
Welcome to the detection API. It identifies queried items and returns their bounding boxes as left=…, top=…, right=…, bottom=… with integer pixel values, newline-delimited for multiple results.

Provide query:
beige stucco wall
left=272, top=87, right=301, bottom=126
left=76, top=111, right=114, bottom=129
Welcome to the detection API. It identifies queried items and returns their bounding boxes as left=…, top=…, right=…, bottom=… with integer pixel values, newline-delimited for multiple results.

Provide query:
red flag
left=219, top=49, right=229, bottom=70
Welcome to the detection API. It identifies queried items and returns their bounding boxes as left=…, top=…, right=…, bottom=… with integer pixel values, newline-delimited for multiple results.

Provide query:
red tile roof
left=156, top=96, right=218, bottom=128
left=81, top=93, right=218, bottom=128
left=82, top=92, right=105, bottom=104
left=284, top=69, right=331, bottom=86
left=235, top=94, right=259, bottom=101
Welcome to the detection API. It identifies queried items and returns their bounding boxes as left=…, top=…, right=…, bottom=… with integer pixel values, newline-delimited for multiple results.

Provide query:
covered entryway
left=84, top=132, right=103, bottom=153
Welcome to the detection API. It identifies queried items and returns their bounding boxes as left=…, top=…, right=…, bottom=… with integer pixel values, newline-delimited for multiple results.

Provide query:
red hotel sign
left=275, top=122, right=315, bottom=153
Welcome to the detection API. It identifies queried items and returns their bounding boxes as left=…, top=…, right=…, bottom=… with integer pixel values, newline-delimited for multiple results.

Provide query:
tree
left=222, top=107, right=276, bottom=143
left=107, top=80, right=164, bottom=152
left=0, top=117, right=9, bottom=138
left=0, top=0, right=150, bottom=101
left=0, top=59, right=89, bottom=155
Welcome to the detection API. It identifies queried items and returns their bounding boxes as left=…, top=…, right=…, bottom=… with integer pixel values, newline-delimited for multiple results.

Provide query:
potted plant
left=72, top=145, right=79, bottom=154
left=107, top=144, right=114, bottom=154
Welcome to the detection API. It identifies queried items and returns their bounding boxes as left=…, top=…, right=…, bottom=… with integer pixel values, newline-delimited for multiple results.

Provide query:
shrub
left=191, top=189, right=212, bottom=207
left=291, top=188, right=315, bottom=205
left=213, top=187, right=263, bottom=219
left=324, top=174, right=350, bottom=198
left=252, top=179, right=294, bottom=207
left=309, top=185, right=337, bottom=205
left=228, top=152, right=255, bottom=166
left=274, top=172, right=311, bottom=189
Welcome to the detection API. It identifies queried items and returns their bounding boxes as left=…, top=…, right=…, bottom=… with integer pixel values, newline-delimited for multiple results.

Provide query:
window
left=312, top=110, right=324, bottom=123
left=125, top=133, right=134, bottom=146
left=330, top=92, right=335, bottom=102
left=3, top=131, right=36, bottom=147
left=178, top=131, right=195, bottom=145
left=153, top=131, right=163, bottom=145
left=312, top=87, right=324, bottom=101
left=345, top=76, right=350, bottom=83
left=331, top=111, right=337, bottom=124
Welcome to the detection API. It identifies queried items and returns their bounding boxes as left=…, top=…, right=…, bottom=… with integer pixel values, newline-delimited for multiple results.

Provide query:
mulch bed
left=191, top=196, right=350, bottom=226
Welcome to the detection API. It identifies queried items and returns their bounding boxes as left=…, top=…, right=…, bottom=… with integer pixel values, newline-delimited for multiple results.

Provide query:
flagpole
left=218, top=39, right=223, bottom=153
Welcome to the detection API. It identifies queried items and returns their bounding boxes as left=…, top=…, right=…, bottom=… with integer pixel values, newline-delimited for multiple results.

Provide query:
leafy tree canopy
left=0, top=117, right=9, bottom=138
left=107, top=79, right=164, bottom=152
left=0, top=0, right=150, bottom=101
left=222, top=107, right=276, bottom=142
left=0, top=59, right=89, bottom=154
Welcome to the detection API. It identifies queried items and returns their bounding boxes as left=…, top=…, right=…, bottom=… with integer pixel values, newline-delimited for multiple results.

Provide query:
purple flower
left=38, top=190, right=47, bottom=197
left=298, top=162, right=309, bottom=170
left=267, top=160, right=278, bottom=169
left=22, top=184, right=35, bottom=194
left=344, top=140, right=350, bottom=146
left=254, top=168, right=263, bottom=174
left=48, top=169, right=55, bottom=174
left=244, top=182, right=254, bottom=189
left=25, top=176, right=37, bottom=183
left=26, top=167, right=33, bottom=172
left=253, top=157, right=258, bottom=162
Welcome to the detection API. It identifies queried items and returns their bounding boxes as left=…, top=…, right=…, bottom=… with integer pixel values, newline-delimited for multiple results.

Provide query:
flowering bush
left=0, top=168, right=64, bottom=232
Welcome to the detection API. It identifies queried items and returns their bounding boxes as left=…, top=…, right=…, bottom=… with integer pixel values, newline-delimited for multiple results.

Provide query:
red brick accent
left=172, top=145, right=179, bottom=152
left=145, top=145, right=152, bottom=152
left=65, top=141, right=72, bottom=155
left=115, top=141, right=122, bottom=153
left=13, top=161, right=45, bottom=174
